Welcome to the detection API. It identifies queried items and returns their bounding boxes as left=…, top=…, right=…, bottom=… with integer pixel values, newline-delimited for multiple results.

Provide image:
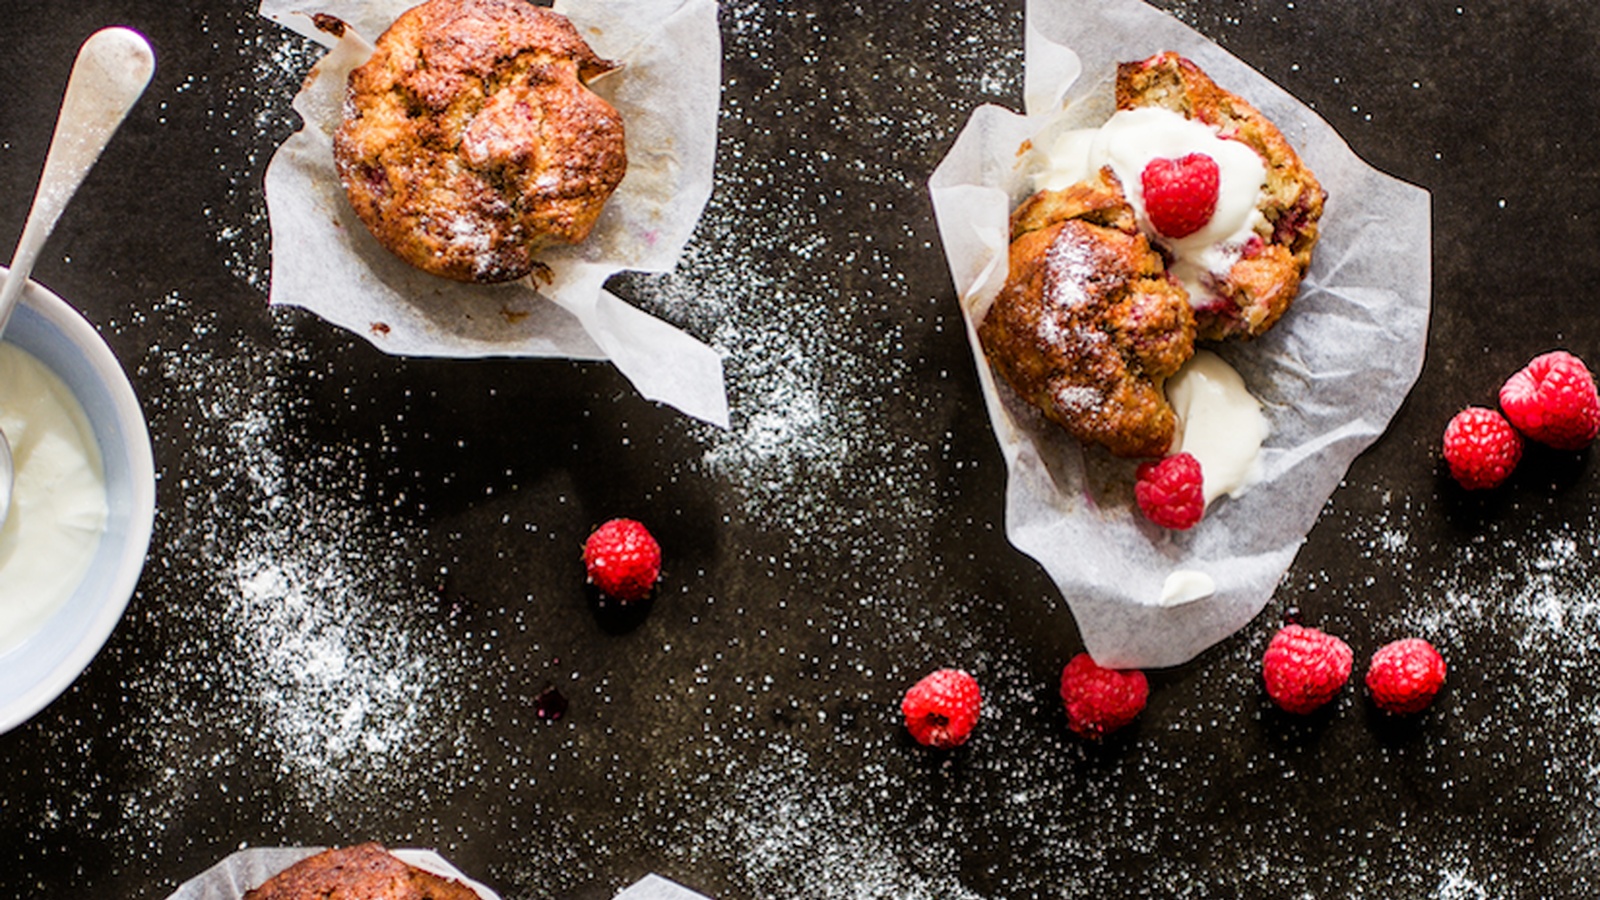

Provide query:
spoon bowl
left=0, top=27, right=154, bottom=528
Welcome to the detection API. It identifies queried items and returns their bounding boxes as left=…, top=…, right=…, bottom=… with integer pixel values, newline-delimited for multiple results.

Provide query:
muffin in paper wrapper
left=929, top=0, right=1430, bottom=668
left=165, top=846, right=709, bottom=900
left=258, top=0, right=728, bottom=427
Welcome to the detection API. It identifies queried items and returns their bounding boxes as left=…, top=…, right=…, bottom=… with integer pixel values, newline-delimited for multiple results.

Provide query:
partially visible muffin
left=243, top=844, right=480, bottom=900
left=333, top=0, right=627, bottom=283
left=979, top=168, right=1196, bottom=459
left=1117, top=51, right=1325, bottom=340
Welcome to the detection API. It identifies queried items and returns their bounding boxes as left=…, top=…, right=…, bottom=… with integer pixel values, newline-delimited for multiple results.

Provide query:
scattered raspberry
left=1135, top=452, right=1205, bottom=529
left=1059, top=652, right=1148, bottom=738
left=901, top=668, right=981, bottom=749
left=1441, top=406, right=1522, bottom=490
left=1365, top=638, right=1446, bottom=715
left=1140, top=153, right=1220, bottom=239
left=1261, top=623, right=1353, bottom=714
left=1498, top=350, right=1600, bottom=450
left=582, top=518, right=662, bottom=602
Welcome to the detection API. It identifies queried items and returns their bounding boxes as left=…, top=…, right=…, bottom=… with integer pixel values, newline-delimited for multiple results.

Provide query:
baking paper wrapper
left=164, top=847, right=710, bottom=900
left=929, top=0, right=1430, bottom=668
left=258, top=0, right=729, bottom=428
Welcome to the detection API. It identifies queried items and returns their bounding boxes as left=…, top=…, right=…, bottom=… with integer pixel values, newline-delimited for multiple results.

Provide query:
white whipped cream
left=1036, top=107, right=1269, bottom=307
left=0, top=343, right=109, bottom=655
left=1159, top=570, right=1215, bottom=607
left=1166, top=350, right=1268, bottom=506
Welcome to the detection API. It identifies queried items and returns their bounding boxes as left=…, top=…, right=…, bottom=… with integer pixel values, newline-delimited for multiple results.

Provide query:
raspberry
left=1059, top=652, right=1148, bottom=738
left=1261, top=623, right=1352, bottom=714
left=1498, top=350, right=1600, bottom=450
left=1135, top=452, right=1205, bottom=529
left=1141, top=153, right=1220, bottom=239
left=582, top=518, right=662, bottom=602
left=1441, top=407, right=1522, bottom=490
left=901, top=668, right=981, bottom=749
left=1365, top=638, right=1446, bottom=715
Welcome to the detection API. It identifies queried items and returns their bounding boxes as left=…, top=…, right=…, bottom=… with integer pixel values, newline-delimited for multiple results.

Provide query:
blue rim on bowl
left=0, top=274, right=155, bottom=735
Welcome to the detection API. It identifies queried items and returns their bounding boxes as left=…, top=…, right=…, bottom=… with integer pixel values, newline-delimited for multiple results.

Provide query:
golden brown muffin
left=333, top=0, right=627, bottom=283
left=1117, top=51, right=1325, bottom=340
left=979, top=168, right=1196, bottom=459
left=243, top=844, right=481, bottom=900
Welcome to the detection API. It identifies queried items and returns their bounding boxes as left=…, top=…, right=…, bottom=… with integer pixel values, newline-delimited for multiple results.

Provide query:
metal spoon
left=0, top=27, right=154, bottom=529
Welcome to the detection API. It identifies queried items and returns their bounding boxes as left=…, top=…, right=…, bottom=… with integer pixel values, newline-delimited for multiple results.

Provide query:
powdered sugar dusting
left=102, top=295, right=477, bottom=826
left=201, top=8, right=321, bottom=294
left=683, top=741, right=988, bottom=900
left=621, top=0, right=1023, bottom=553
left=11, top=1, right=1600, bottom=899
left=1042, top=226, right=1098, bottom=315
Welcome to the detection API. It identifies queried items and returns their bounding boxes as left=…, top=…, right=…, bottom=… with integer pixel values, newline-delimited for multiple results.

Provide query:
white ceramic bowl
left=0, top=275, right=155, bottom=734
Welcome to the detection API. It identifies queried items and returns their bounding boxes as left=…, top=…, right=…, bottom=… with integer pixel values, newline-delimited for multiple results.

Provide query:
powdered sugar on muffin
left=333, top=0, right=628, bottom=284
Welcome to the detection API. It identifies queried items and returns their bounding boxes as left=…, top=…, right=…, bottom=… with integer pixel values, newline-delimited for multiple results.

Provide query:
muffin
left=981, top=52, right=1325, bottom=457
left=243, top=844, right=481, bottom=900
left=978, top=168, right=1196, bottom=459
left=1117, top=51, right=1325, bottom=340
left=333, top=0, right=628, bottom=283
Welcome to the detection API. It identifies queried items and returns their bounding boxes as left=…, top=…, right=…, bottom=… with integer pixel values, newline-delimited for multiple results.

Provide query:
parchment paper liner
left=929, top=0, right=1431, bottom=668
left=258, top=0, right=728, bottom=427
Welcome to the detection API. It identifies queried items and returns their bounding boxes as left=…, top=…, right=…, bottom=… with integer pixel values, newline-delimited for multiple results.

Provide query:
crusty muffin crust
left=980, top=168, right=1196, bottom=459
left=243, top=843, right=481, bottom=900
left=333, top=0, right=627, bottom=283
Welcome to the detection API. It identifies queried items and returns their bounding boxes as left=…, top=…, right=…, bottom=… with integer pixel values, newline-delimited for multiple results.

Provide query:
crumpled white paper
left=163, top=847, right=712, bottom=900
left=258, top=0, right=729, bottom=428
left=929, top=0, right=1430, bottom=668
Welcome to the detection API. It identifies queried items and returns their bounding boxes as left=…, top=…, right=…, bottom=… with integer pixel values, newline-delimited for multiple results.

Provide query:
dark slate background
left=2, top=1, right=1597, bottom=897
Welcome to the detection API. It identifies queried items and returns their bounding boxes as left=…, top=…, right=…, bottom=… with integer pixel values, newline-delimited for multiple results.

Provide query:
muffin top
left=333, top=0, right=627, bottom=283
left=979, top=169, right=1196, bottom=459
left=243, top=844, right=480, bottom=900
left=1116, top=51, right=1325, bottom=340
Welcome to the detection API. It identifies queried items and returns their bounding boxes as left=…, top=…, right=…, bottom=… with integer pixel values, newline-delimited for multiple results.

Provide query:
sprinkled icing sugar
left=623, top=0, right=1025, bottom=555
left=202, top=10, right=321, bottom=294
left=1042, top=234, right=1096, bottom=309
left=679, top=742, right=989, bottom=900
left=1053, top=383, right=1102, bottom=415
left=9, top=3, right=1600, bottom=900
left=83, top=295, right=477, bottom=830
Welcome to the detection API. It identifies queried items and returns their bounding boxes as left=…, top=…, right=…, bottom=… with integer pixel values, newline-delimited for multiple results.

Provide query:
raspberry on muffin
left=1117, top=51, right=1326, bottom=341
left=333, top=0, right=628, bottom=283
left=981, top=52, right=1322, bottom=460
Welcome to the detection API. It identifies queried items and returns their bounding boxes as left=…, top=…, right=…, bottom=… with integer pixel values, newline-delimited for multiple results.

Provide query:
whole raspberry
left=901, top=668, right=981, bottom=749
left=1141, top=153, right=1220, bottom=239
left=1442, top=407, right=1522, bottom=490
left=1059, top=652, right=1149, bottom=738
left=1499, top=350, right=1600, bottom=450
left=582, top=518, right=662, bottom=602
left=1135, top=452, right=1205, bottom=529
left=1365, top=638, right=1446, bottom=715
left=1261, top=624, right=1352, bottom=714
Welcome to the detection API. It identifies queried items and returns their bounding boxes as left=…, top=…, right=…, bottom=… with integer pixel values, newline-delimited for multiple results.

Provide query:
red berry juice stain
left=534, top=685, right=569, bottom=721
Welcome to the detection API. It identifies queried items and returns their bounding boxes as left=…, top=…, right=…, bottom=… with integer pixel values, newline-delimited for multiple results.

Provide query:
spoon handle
left=0, top=27, right=154, bottom=334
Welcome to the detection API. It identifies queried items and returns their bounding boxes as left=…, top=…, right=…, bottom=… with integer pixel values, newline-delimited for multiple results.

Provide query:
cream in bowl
left=0, top=340, right=109, bottom=650
left=0, top=273, right=154, bottom=734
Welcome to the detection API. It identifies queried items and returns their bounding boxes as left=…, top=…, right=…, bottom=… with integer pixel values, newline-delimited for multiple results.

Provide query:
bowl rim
left=0, top=273, right=156, bottom=734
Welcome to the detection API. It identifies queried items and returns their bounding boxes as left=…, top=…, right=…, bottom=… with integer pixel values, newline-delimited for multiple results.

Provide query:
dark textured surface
left=2, top=1, right=1599, bottom=898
